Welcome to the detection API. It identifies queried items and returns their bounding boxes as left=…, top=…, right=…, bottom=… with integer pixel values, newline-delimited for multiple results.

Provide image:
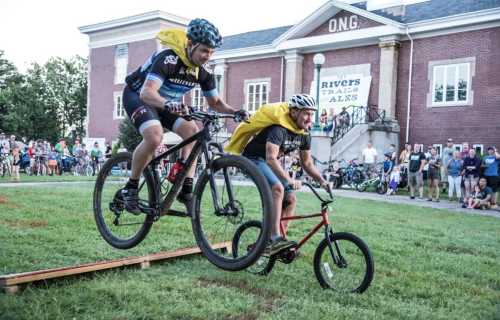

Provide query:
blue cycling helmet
left=187, top=18, right=223, bottom=48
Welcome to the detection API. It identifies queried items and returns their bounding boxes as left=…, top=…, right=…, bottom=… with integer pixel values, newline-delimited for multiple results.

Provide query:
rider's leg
left=172, top=119, right=199, bottom=202
left=271, top=183, right=285, bottom=237
left=130, top=125, right=164, bottom=180
left=281, top=192, right=296, bottom=236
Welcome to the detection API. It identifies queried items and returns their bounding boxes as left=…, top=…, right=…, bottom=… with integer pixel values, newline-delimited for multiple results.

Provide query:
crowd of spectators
left=391, top=139, right=499, bottom=210
left=0, top=132, right=113, bottom=181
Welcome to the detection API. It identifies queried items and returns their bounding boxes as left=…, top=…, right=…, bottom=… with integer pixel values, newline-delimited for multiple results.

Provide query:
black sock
left=182, top=177, right=193, bottom=194
left=126, top=178, right=139, bottom=190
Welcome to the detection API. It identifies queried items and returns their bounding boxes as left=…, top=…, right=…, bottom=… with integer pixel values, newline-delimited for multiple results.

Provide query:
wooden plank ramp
left=0, top=242, right=230, bottom=294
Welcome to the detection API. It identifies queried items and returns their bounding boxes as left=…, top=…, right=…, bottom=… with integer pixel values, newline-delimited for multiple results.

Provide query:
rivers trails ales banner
left=310, top=75, right=372, bottom=114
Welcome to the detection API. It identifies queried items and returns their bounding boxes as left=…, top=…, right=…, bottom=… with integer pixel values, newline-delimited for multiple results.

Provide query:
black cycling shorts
left=123, top=86, right=182, bottom=134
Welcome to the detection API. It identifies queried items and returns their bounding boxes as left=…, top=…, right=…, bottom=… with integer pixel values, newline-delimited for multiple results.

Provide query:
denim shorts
left=247, top=157, right=293, bottom=193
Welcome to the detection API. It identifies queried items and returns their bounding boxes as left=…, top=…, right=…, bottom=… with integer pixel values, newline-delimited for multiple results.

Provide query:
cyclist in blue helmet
left=121, top=18, right=248, bottom=214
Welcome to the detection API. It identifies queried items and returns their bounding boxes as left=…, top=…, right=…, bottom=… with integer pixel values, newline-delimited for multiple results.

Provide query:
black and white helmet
left=288, top=94, right=317, bottom=111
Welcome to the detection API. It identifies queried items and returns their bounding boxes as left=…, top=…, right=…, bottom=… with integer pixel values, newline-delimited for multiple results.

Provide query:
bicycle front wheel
left=93, top=152, right=157, bottom=249
left=192, top=155, right=272, bottom=271
left=313, top=232, right=374, bottom=293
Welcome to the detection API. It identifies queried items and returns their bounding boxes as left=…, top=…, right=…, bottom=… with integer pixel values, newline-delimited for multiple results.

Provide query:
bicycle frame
left=141, top=114, right=236, bottom=218
left=279, top=183, right=334, bottom=251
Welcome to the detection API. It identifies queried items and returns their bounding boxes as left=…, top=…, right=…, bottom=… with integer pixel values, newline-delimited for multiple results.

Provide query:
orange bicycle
left=231, top=183, right=374, bottom=293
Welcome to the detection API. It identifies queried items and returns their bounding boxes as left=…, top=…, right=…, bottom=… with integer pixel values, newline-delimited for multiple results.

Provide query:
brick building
left=80, top=0, right=500, bottom=158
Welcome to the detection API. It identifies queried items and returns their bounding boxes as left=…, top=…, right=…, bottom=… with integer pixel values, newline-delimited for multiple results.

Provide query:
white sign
left=310, top=74, right=372, bottom=114
left=329, top=15, right=359, bottom=33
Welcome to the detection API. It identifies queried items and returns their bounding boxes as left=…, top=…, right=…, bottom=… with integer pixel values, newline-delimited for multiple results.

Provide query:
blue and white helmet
left=187, top=18, right=223, bottom=48
left=288, top=94, right=317, bottom=111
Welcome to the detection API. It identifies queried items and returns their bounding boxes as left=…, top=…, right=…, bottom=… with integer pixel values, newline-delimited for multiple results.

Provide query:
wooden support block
left=0, top=242, right=231, bottom=290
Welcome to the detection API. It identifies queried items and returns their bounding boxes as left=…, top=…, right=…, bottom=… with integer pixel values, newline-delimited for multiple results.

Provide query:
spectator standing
left=383, top=153, right=393, bottom=182
left=47, top=146, right=59, bottom=175
left=427, top=147, right=441, bottom=202
left=362, top=141, right=378, bottom=178
left=408, top=143, right=426, bottom=199
left=105, top=143, right=112, bottom=159
left=399, top=143, right=412, bottom=174
left=10, top=146, right=21, bottom=182
left=91, top=142, right=103, bottom=176
left=338, top=107, right=350, bottom=130
left=319, top=109, right=328, bottom=128
left=447, top=151, right=463, bottom=202
left=441, top=138, right=455, bottom=193
left=462, top=149, right=481, bottom=199
left=482, top=146, right=500, bottom=209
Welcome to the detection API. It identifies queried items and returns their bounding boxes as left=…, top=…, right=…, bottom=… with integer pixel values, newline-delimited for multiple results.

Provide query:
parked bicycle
left=355, top=165, right=388, bottom=194
left=231, top=182, right=374, bottom=293
left=93, top=110, right=272, bottom=271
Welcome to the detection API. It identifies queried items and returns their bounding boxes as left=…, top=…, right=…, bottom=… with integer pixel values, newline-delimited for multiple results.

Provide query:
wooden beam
left=0, top=242, right=230, bottom=290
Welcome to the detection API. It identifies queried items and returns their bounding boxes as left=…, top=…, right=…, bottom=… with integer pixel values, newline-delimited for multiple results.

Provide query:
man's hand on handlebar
left=288, top=179, right=302, bottom=190
left=234, top=109, right=250, bottom=122
left=164, top=101, right=189, bottom=115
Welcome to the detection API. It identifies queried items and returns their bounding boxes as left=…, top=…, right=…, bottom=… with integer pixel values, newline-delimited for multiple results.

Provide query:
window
left=114, top=44, right=128, bottom=84
left=191, top=87, right=205, bottom=110
left=246, top=81, right=269, bottom=112
left=453, top=144, right=463, bottom=152
left=428, top=58, right=475, bottom=107
left=432, top=144, right=442, bottom=157
left=473, top=144, right=483, bottom=156
left=113, top=92, right=125, bottom=119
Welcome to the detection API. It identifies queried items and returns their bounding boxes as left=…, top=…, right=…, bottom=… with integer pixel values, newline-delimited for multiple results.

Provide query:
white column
left=284, top=50, right=304, bottom=101
left=378, top=39, right=400, bottom=119
left=214, top=59, right=228, bottom=101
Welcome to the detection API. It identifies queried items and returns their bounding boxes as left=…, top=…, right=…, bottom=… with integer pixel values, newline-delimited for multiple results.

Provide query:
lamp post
left=312, top=53, right=325, bottom=131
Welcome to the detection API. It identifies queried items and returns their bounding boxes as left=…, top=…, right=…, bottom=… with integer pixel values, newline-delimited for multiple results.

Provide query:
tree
left=0, top=50, right=23, bottom=132
left=118, top=118, right=141, bottom=152
left=0, top=53, right=88, bottom=143
left=43, top=56, right=88, bottom=139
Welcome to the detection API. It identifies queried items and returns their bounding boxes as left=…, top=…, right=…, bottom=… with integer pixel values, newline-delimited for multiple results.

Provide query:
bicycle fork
left=324, top=224, right=347, bottom=268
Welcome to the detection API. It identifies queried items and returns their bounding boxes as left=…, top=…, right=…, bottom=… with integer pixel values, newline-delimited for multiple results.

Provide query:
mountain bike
left=93, top=110, right=272, bottom=271
left=231, top=183, right=374, bottom=293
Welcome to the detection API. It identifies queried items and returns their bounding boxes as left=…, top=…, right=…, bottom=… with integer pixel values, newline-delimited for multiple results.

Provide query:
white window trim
left=427, top=57, right=475, bottom=108
left=432, top=144, right=443, bottom=157
left=244, top=78, right=271, bottom=113
left=113, top=92, right=125, bottom=120
left=114, top=44, right=128, bottom=85
left=191, top=87, right=205, bottom=110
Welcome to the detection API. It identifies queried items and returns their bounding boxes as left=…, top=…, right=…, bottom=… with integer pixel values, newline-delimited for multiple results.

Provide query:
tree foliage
left=0, top=51, right=87, bottom=144
left=118, top=118, right=141, bottom=152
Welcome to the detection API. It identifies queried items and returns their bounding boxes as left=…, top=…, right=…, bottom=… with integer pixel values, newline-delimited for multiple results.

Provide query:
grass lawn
left=0, top=174, right=96, bottom=184
left=0, top=184, right=499, bottom=320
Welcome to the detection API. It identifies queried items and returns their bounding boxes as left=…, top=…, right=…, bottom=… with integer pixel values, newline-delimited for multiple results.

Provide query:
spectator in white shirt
left=362, top=141, right=378, bottom=178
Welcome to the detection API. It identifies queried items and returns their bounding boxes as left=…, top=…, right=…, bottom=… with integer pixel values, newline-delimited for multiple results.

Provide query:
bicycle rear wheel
left=93, top=152, right=157, bottom=249
left=314, top=232, right=374, bottom=293
left=232, top=220, right=276, bottom=275
left=192, top=155, right=272, bottom=271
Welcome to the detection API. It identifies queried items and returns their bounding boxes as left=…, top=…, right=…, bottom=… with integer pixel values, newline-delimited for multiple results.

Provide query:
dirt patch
left=197, top=276, right=283, bottom=319
left=0, top=196, right=7, bottom=203
left=1, top=218, right=48, bottom=228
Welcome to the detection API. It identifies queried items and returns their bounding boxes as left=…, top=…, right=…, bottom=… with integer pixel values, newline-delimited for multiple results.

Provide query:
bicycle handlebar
left=302, top=182, right=333, bottom=204
left=182, top=107, right=247, bottom=123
